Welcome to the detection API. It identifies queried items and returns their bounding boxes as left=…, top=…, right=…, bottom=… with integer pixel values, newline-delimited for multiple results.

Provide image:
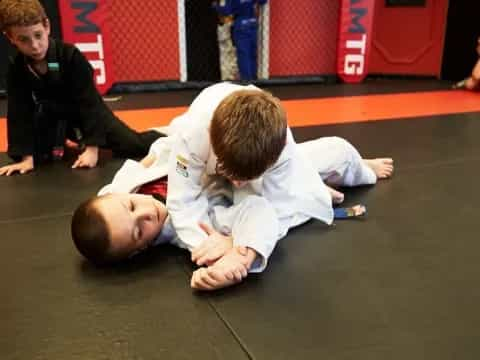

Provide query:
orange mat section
left=1, top=90, right=479, bottom=153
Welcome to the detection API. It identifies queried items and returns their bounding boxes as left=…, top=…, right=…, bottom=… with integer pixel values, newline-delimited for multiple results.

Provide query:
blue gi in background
left=214, top=0, right=267, bottom=80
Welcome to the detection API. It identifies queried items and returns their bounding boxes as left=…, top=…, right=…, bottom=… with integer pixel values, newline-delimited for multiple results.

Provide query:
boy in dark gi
left=0, top=0, right=163, bottom=176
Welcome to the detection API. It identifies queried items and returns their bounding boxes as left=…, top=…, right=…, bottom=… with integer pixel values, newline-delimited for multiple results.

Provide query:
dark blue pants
left=232, top=20, right=258, bottom=80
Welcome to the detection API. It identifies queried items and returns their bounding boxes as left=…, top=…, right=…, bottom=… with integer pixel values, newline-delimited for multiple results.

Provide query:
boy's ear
left=44, top=18, right=51, bottom=35
left=3, top=31, right=14, bottom=45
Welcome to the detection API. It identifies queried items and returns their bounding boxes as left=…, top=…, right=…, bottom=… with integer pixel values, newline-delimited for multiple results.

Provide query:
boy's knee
left=329, top=136, right=351, bottom=147
left=326, top=137, right=356, bottom=157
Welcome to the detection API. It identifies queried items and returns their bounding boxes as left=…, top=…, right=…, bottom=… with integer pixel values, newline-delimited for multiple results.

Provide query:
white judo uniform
left=99, top=82, right=377, bottom=272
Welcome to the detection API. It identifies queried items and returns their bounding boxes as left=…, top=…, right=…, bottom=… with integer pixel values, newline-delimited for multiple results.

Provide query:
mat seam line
left=0, top=212, right=72, bottom=224
left=178, top=262, right=256, bottom=360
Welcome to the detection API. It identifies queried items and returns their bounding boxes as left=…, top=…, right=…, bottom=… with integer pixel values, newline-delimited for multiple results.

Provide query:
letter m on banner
left=58, top=1, right=115, bottom=94
left=337, top=0, right=375, bottom=83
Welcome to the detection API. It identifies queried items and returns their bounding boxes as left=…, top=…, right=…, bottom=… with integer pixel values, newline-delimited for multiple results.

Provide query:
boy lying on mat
left=71, top=83, right=393, bottom=291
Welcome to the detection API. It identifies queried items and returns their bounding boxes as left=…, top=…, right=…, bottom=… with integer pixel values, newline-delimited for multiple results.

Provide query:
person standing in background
left=213, top=0, right=267, bottom=81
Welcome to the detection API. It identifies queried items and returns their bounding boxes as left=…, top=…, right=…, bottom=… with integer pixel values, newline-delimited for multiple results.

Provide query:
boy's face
left=230, top=179, right=248, bottom=188
left=215, top=163, right=249, bottom=188
left=95, top=193, right=168, bottom=259
left=6, top=20, right=50, bottom=62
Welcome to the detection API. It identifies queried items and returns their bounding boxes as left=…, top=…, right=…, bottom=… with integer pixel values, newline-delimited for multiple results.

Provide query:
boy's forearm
left=167, top=142, right=211, bottom=249
left=241, top=247, right=259, bottom=270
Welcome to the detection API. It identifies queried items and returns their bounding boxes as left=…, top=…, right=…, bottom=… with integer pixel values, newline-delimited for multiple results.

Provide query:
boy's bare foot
left=364, top=158, right=394, bottom=179
left=326, top=185, right=344, bottom=204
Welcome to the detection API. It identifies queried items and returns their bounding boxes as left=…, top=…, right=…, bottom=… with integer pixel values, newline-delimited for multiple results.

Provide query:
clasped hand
left=190, top=222, right=250, bottom=290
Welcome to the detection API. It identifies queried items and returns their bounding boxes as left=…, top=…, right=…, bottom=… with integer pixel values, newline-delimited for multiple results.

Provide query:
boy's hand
left=191, top=267, right=240, bottom=291
left=465, top=77, right=479, bottom=90
left=191, top=222, right=233, bottom=266
left=140, top=153, right=156, bottom=168
left=0, top=156, right=34, bottom=176
left=72, top=146, right=99, bottom=169
left=191, top=246, right=255, bottom=291
left=212, top=246, right=250, bottom=280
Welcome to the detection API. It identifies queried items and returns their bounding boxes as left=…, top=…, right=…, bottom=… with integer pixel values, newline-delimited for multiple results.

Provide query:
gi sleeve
left=65, top=48, right=107, bottom=147
left=166, top=128, right=212, bottom=250
left=230, top=195, right=280, bottom=273
left=6, top=63, right=36, bottom=160
left=261, top=150, right=296, bottom=220
left=261, top=130, right=316, bottom=231
left=262, top=129, right=334, bottom=232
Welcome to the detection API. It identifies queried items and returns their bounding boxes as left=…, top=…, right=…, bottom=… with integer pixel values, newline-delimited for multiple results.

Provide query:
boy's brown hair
left=71, top=196, right=114, bottom=265
left=210, top=89, right=287, bottom=180
left=0, top=0, right=47, bottom=33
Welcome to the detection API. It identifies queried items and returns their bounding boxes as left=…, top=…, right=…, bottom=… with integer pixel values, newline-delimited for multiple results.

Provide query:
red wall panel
left=369, top=0, right=448, bottom=76
left=269, top=1, right=339, bottom=77
left=58, top=0, right=115, bottom=94
left=108, top=1, right=180, bottom=82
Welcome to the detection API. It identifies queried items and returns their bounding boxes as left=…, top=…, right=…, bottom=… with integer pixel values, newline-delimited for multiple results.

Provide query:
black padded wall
left=185, top=0, right=221, bottom=81
left=441, top=1, right=480, bottom=81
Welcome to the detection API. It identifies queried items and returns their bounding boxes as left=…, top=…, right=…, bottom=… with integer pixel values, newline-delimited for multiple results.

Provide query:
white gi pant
left=206, top=136, right=376, bottom=273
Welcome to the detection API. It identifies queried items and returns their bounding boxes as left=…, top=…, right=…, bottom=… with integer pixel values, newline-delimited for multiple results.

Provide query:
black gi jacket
left=6, top=38, right=159, bottom=161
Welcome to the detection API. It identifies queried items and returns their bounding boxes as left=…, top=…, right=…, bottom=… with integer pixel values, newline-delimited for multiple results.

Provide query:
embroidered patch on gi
left=47, top=62, right=60, bottom=71
left=176, top=155, right=189, bottom=178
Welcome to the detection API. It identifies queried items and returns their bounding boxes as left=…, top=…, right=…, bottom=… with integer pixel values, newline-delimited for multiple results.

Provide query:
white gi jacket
left=98, top=84, right=378, bottom=272
left=165, top=83, right=334, bottom=269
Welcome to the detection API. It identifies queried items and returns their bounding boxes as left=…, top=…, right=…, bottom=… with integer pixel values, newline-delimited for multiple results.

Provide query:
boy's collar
left=45, top=37, right=57, bottom=64
left=23, top=37, right=58, bottom=68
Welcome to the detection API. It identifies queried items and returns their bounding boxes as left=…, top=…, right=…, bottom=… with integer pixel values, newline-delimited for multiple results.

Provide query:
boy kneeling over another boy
left=72, top=83, right=394, bottom=291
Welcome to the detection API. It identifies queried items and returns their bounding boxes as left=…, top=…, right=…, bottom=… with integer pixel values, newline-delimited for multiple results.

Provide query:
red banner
left=337, top=0, right=375, bottom=83
left=57, top=0, right=114, bottom=94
